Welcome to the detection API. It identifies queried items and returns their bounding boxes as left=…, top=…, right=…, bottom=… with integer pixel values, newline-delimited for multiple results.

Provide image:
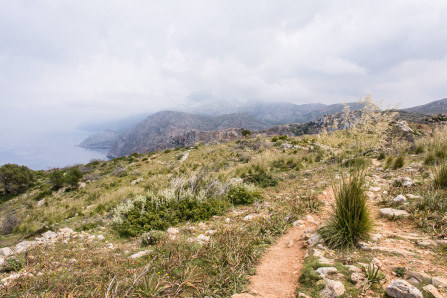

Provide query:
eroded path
left=233, top=187, right=335, bottom=298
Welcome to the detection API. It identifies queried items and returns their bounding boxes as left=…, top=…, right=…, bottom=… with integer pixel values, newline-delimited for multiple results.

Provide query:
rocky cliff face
left=107, top=111, right=270, bottom=157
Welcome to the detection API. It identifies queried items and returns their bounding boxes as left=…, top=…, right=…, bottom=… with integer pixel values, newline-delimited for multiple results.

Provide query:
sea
left=0, top=130, right=108, bottom=171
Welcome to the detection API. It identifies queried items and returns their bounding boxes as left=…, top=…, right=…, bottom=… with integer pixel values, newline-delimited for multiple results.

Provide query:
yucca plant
left=319, top=170, right=372, bottom=248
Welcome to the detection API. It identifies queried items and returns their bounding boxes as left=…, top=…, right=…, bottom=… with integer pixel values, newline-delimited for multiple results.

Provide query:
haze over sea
left=0, top=130, right=108, bottom=171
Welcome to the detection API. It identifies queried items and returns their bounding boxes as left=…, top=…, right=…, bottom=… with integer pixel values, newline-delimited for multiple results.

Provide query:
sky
left=1, top=0, right=447, bottom=133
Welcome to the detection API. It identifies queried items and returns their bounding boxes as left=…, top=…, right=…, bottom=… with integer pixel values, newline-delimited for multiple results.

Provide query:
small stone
left=167, top=227, right=179, bottom=235
left=37, top=198, right=45, bottom=207
left=372, top=258, right=382, bottom=267
left=306, top=214, right=318, bottom=224
left=129, top=250, right=151, bottom=259
left=320, top=278, right=345, bottom=297
left=370, top=186, right=381, bottom=192
left=406, top=194, right=422, bottom=199
left=417, top=240, right=437, bottom=247
left=298, top=293, right=312, bottom=298
left=287, top=240, right=294, bottom=248
left=408, top=277, right=420, bottom=285
left=319, top=257, right=335, bottom=265
left=307, top=233, right=322, bottom=247
left=225, top=218, right=231, bottom=223
left=370, top=233, right=383, bottom=242
left=0, top=247, right=12, bottom=257
left=97, top=235, right=105, bottom=241
left=351, top=272, right=367, bottom=284
left=244, top=214, right=256, bottom=221
left=205, top=230, right=217, bottom=235
left=293, top=219, right=305, bottom=227
left=431, top=276, right=447, bottom=288
left=379, top=208, right=410, bottom=219
left=392, top=195, right=407, bottom=204
left=423, top=285, right=443, bottom=298
left=345, top=265, right=363, bottom=273
left=197, top=234, right=210, bottom=245
left=315, top=267, right=338, bottom=276
left=386, top=279, right=423, bottom=298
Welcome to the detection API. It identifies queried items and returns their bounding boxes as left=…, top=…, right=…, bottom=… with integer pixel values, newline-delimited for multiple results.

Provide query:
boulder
left=386, top=279, right=423, bottom=298
left=320, top=278, right=345, bottom=297
left=379, top=208, right=410, bottom=219
left=167, top=227, right=179, bottom=235
left=409, top=271, right=431, bottom=283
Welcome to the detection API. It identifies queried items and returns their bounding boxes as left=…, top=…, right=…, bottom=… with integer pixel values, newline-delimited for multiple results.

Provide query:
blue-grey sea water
left=0, top=130, right=108, bottom=170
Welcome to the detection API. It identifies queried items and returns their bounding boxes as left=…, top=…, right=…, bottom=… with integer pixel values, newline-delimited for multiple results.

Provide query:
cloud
left=1, top=0, right=447, bottom=131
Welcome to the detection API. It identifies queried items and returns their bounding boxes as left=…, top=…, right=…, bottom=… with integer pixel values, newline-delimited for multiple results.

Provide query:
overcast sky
left=1, top=0, right=447, bottom=132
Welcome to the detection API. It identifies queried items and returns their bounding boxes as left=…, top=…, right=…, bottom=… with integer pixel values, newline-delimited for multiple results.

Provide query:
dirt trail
left=233, top=187, right=335, bottom=298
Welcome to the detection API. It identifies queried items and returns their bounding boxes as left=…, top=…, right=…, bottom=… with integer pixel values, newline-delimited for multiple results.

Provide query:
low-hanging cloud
left=1, top=0, right=447, bottom=132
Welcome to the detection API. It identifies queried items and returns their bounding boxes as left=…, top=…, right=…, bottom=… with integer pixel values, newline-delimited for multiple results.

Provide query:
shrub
left=415, top=145, right=425, bottom=154
left=392, top=156, right=405, bottom=169
left=241, top=129, right=251, bottom=138
left=114, top=196, right=231, bottom=237
left=243, top=165, right=278, bottom=188
left=227, top=185, right=262, bottom=205
left=434, top=163, right=447, bottom=189
left=377, top=152, right=386, bottom=160
left=271, top=137, right=278, bottom=142
left=319, top=171, right=372, bottom=248
left=1, top=256, right=23, bottom=272
left=141, top=230, right=168, bottom=246
left=65, top=167, right=83, bottom=188
left=424, top=154, right=436, bottom=165
left=0, top=163, right=34, bottom=195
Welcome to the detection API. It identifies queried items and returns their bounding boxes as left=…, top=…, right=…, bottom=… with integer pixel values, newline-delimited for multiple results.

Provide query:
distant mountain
left=106, top=111, right=270, bottom=158
left=403, top=98, right=447, bottom=115
left=179, top=100, right=366, bottom=124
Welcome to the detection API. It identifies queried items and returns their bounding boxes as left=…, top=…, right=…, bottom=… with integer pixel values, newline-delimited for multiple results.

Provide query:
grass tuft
left=319, top=170, right=372, bottom=248
left=434, top=163, right=447, bottom=189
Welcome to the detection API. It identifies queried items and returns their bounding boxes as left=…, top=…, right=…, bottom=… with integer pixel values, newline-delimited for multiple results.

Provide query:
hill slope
left=403, top=98, right=447, bottom=115
left=107, top=111, right=270, bottom=157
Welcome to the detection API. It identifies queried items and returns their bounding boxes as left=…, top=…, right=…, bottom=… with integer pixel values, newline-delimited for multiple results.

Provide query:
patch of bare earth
left=233, top=187, right=335, bottom=298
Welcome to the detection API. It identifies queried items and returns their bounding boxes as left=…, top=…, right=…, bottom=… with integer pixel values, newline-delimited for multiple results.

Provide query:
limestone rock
left=320, top=278, right=346, bottom=297
left=386, top=279, right=423, bottom=298
left=351, top=272, right=367, bottom=284
left=205, top=229, right=217, bottom=235
left=379, top=208, right=410, bottom=218
left=167, top=227, right=179, bottom=235
left=197, top=234, right=210, bottom=245
left=14, top=241, right=36, bottom=253
left=307, top=233, right=322, bottom=247
left=129, top=250, right=151, bottom=259
left=408, top=271, right=431, bottom=283
left=422, top=285, right=443, bottom=298
left=42, top=231, right=57, bottom=240
left=0, top=247, right=12, bottom=257
left=432, top=276, right=447, bottom=288
left=37, top=198, right=45, bottom=207
left=316, top=267, right=338, bottom=276
left=393, top=195, right=407, bottom=204
left=97, top=235, right=105, bottom=241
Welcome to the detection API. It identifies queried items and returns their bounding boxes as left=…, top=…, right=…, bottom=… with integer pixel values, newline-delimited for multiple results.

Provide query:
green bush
left=241, top=129, right=251, bottom=138
left=65, top=167, right=83, bottom=188
left=243, top=166, right=278, bottom=188
left=115, top=197, right=230, bottom=237
left=319, top=171, right=372, bottom=248
left=227, top=185, right=262, bottom=205
left=141, top=230, right=167, bottom=246
left=1, top=256, right=23, bottom=272
left=392, top=156, right=405, bottom=169
left=415, top=145, right=425, bottom=154
left=0, top=164, right=34, bottom=195
left=434, top=163, right=447, bottom=189
left=271, top=137, right=278, bottom=142
left=377, top=152, right=386, bottom=160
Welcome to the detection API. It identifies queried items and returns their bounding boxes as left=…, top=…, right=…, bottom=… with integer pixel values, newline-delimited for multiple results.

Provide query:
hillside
left=403, top=98, right=447, bottom=115
left=107, top=111, right=270, bottom=158
left=1, top=109, right=447, bottom=296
